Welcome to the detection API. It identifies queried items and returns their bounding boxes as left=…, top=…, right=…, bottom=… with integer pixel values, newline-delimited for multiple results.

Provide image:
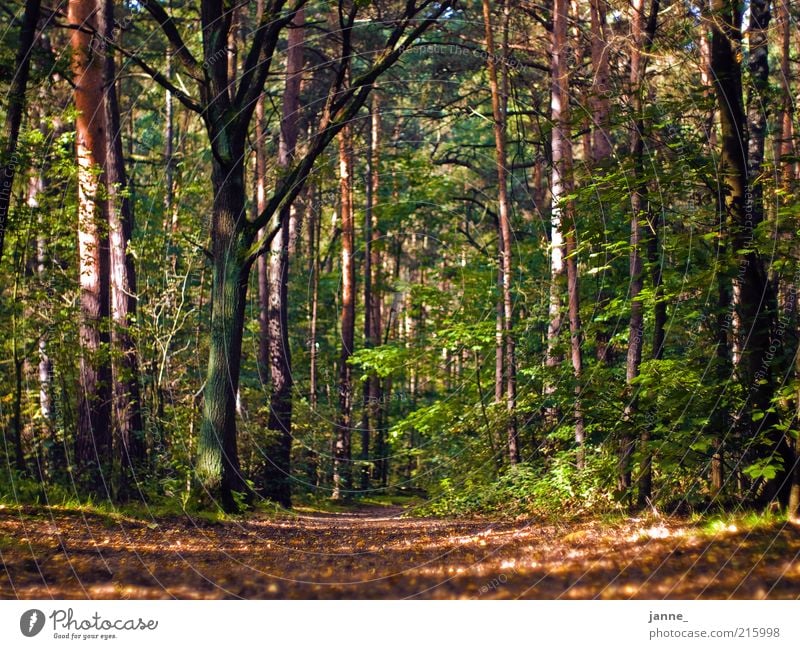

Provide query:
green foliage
left=417, top=452, right=619, bottom=519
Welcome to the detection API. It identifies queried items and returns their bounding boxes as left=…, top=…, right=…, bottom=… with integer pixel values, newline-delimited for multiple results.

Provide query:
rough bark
left=710, top=0, right=785, bottom=504
left=71, top=0, right=113, bottom=492
left=196, top=158, right=253, bottom=512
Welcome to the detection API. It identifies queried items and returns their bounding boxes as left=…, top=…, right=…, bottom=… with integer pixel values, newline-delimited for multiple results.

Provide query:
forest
left=1, top=0, right=799, bottom=599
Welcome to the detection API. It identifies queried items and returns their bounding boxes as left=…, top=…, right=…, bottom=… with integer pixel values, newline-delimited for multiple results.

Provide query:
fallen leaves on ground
left=0, top=506, right=797, bottom=599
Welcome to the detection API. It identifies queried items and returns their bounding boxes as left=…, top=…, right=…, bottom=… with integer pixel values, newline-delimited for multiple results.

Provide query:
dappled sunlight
left=1, top=506, right=798, bottom=599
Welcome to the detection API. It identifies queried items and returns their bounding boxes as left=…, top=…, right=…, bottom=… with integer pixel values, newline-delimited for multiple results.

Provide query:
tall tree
left=360, top=90, right=382, bottom=490
left=624, top=0, right=659, bottom=506
left=550, top=0, right=585, bottom=464
left=0, top=0, right=41, bottom=264
left=710, top=0, right=787, bottom=504
left=482, top=0, right=518, bottom=463
left=333, top=119, right=355, bottom=500
left=589, top=0, right=611, bottom=163
left=99, top=0, right=145, bottom=497
left=132, top=0, right=450, bottom=509
left=70, top=0, right=112, bottom=491
left=263, top=8, right=305, bottom=507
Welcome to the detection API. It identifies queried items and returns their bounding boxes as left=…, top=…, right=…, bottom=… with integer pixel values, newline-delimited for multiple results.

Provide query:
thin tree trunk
left=256, top=93, right=270, bottom=387
left=309, top=184, right=321, bottom=408
left=550, top=0, right=584, bottom=464
left=263, top=9, right=304, bottom=507
left=482, top=0, right=518, bottom=464
left=626, top=0, right=659, bottom=507
left=545, top=1, right=567, bottom=431
left=305, top=182, right=320, bottom=486
left=0, top=0, right=41, bottom=264
left=71, top=0, right=112, bottom=492
left=100, top=0, right=145, bottom=498
left=333, top=122, right=355, bottom=500
left=775, top=1, right=794, bottom=186
left=359, top=90, right=381, bottom=490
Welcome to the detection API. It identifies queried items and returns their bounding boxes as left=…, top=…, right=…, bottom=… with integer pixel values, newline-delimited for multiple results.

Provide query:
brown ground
left=1, top=505, right=798, bottom=599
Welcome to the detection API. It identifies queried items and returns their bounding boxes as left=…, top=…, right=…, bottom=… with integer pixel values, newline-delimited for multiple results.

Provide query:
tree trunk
left=710, top=0, right=785, bottom=504
left=333, top=122, right=355, bottom=500
left=626, top=0, right=659, bottom=507
left=775, top=0, right=794, bottom=186
left=100, top=0, right=145, bottom=498
left=71, top=0, right=113, bottom=492
left=196, top=159, right=252, bottom=512
left=256, top=91, right=270, bottom=388
left=544, top=1, right=567, bottom=431
left=482, top=0, right=518, bottom=464
left=305, top=182, right=321, bottom=486
left=0, top=0, right=41, bottom=264
left=263, top=9, right=304, bottom=507
left=550, top=0, right=584, bottom=463
left=360, top=91, right=382, bottom=491
left=589, top=0, right=611, bottom=163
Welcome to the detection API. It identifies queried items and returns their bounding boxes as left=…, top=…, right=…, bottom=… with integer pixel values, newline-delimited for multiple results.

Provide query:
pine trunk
left=100, top=0, right=145, bottom=498
left=482, top=0, right=518, bottom=464
left=333, top=123, right=355, bottom=500
left=71, top=0, right=112, bottom=492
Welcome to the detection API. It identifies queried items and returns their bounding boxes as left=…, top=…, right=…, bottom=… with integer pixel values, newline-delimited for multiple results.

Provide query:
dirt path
left=1, top=506, right=798, bottom=599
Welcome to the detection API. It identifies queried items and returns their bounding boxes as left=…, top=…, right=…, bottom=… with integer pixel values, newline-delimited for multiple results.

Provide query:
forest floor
left=1, top=503, right=799, bottom=599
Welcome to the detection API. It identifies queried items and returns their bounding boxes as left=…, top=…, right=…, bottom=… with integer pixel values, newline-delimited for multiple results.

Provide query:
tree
left=0, top=0, right=41, bottom=264
left=70, top=0, right=113, bottom=492
left=482, top=0, right=518, bottom=464
left=263, top=8, right=305, bottom=507
left=550, top=0, right=584, bottom=463
left=709, top=0, right=788, bottom=504
left=624, top=0, right=659, bottom=506
left=129, top=0, right=453, bottom=510
left=333, top=115, right=355, bottom=500
left=99, top=0, right=145, bottom=497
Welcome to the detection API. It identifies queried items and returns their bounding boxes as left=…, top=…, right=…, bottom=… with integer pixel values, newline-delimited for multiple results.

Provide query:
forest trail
left=1, top=505, right=798, bottom=599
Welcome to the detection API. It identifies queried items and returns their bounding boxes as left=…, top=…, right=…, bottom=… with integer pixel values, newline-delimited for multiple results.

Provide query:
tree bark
left=589, top=0, right=611, bottom=163
left=100, top=0, right=145, bottom=498
left=71, top=0, right=113, bottom=493
left=482, top=0, right=518, bottom=464
left=333, top=122, right=355, bottom=500
left=544, top=1, right=567, bottom=430
left=359, top=90, right=382, bottom=490
left=549, top=0, right=584, bottom=464
left=775, top=0, right=794, bottom=186
left=196, top=158, right=253, bottom=512
left=710, top=0, right=785, bottom=504
left=263, top=9, right=304, bottom=507
left=0, top=0, right=41, bottom=264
